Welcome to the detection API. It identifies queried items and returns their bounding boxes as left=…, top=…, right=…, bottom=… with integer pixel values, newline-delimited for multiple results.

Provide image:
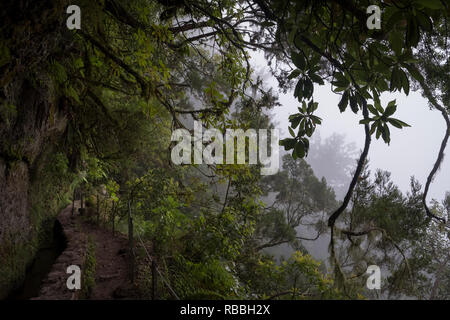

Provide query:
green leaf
left=304, top=77, right=314, bottom=99
left=290, top=115, right=302, bottom=129
left=387, top=99, right=396, bottom=108
left=279, top=138, right=296, bottom=150
left=65, top=86, right=80, bottom=103
left=305, top=121, right=314, bottom=137
left=382, top=123, right=391, bottom=144
left=376, top=122, right=383, bottom=139
left=374, top=100, right=385, bottom=114
left=294, top=79, right=304, bottom=100
left=288, top=126, right=295, bottom=137
left=390, top=67, right=401, bottom=91
left=334, top=86, right=347, bottom=93
left=406, top=15, right=420, bottom=47
left=288, top=69, right=302, bottom=80
left=302, top=101, right=307, bottom=113
left=302, top=137, right=310, bottom=154
left=384, top=101, right=397, bottom=117
left=50, top=60, right=68, bottom=84
left=389, top=31, right=403, bottom=56
left=404, top=64, right=424, bottom=83
left=292, top=52, right=306, bottom=71
left=332, top=72, right=349, bottom=88
left=289, top=112, right=301, bottom=119
left=299, top=118, right=306, bottom=133
left=294, top=141, right=306, bottom=158
left=349, top=93, right=359, bottom=113
left=74, top=57, right=84, bottom=69
left=416, top=10, right=433, bottom=32
left=370, top=122, right=377, bottom=135
left=307, top=101, right=318, bottom=113
left=387, top=118, right=403, bottom=129
left=367, top=104, right=380, bottom=116
left=309, top=73, right=324, bottom=85
left=310, top=115, right=322, bottom=125
left=400, top=69, right=410, bottom=95
left=387, top=117, right=411, bottom=128
left=338, top=90, right=349, bottom=112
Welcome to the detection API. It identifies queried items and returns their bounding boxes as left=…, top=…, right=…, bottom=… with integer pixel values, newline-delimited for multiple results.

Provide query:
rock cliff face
left=0, top=81, right=70, bottom=298
left=0, top=0, right=73, bottom=298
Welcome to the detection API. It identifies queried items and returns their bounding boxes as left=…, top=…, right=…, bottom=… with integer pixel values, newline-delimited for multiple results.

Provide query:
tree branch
left=328, top=101, right=371, bottom=227
left=412, top=65, right=449, bottom=224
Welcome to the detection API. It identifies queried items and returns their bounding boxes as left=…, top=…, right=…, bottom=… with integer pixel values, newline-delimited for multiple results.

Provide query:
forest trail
left=34, top=202, right=136, bottom=300
left=82, top=216, right=134, bottom=299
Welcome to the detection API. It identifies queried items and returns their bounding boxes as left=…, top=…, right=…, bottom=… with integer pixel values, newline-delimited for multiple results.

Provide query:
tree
left=1, top=0, right=449, bottom=300
left=255, top=154, right=336, bottom=251
left=308, top=133, right=358, bottom=199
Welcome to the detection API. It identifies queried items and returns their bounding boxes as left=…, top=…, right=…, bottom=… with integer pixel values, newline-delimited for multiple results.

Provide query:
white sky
left=251, top=51, right=450, bottom=202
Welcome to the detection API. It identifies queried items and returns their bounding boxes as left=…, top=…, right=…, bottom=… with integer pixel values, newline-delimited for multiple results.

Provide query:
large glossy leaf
left=338, top=90, right=349, bottom=112
left=292, top=52, right=306, bottom=71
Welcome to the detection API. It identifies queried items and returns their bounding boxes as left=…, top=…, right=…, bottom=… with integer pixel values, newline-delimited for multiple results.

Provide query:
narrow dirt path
left=82, top=221, right=134, bottom=299
left=34, top=202, right=136, bottom=300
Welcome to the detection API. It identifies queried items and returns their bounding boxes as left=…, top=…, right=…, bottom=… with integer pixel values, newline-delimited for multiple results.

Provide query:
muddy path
left=83, top=220, right=133, bottom=299
left=28, top=202, right=136, bottom=300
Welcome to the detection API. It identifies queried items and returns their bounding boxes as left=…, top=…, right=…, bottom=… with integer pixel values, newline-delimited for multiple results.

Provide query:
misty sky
left=252, top=52, right=449, bottom=203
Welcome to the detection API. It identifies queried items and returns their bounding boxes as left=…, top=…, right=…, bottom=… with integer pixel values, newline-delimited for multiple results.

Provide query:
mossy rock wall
left=0, top=0, right=74, bottom=299
left=0, top=146, right=73, bottom=299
